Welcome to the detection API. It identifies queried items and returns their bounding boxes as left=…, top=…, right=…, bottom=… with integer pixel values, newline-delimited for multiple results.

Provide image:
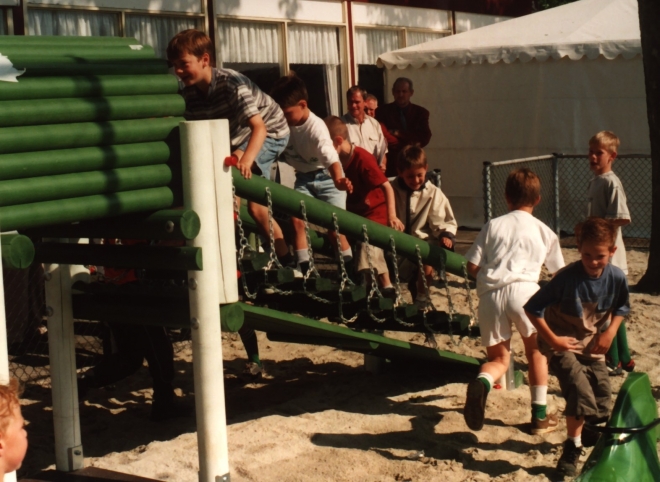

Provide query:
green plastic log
left=0, top=95, right=185, bottom=127
left=0, top=36, right=142, bottom=46
left=0, top=117, right=182, bottom=154
left=0, top=142, right=176, bottom=181
left=231, top=168, right=468, bottom=276
left=0, top=75, right=179, bottom=101
left=0, top=165, right=172, bottom=207
left=17, top=59, right=168, bottom=77
left=1, top=46, right=157, bottom=61
left=1, top=234, right=34, bottom=269
left=0, top=187, right=173, bottom=232
left=23, top=209, right=201, bottom=241
left=34, top=243, right=202, bottom=271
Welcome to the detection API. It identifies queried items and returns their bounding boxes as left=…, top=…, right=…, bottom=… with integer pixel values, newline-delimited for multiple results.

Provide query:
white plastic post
left=44, top=239, right=84, bottom=471
left=496, top=361, right=516, bottom=391
left=0, top=243, right=18, bottom=482
left=180, top=120, right=231, bottom=482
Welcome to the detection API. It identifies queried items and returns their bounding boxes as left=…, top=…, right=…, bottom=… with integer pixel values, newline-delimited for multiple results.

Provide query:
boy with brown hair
left=464, top=168, right=564, bottom=435
left=325, top=115, right=404, bottom=292
left=587, top=130, right=634, bottom=375
left=392, top=145, right=457, bottom=307
left=0, top=379, right=27, bottom=479
left=524, top=217, right=630, bottom=476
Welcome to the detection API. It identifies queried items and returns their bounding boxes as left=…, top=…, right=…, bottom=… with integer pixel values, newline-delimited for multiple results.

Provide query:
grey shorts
left=549, top=351, right=611, bottom=419
left=356, top=242, right=388, bottom=274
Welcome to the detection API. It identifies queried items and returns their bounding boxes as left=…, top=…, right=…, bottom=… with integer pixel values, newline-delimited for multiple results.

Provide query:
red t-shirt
left=344, top=146, right=388, bottom=226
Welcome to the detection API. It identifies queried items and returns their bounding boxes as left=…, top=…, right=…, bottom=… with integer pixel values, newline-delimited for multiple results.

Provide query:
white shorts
left=478, top=282, right=540, bottom=347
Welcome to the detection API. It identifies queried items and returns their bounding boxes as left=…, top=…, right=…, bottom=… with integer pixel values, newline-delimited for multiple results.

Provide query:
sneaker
left=556, top=440, right=585, bottom=477
left=242, top=361, right=264, bottom=381
left=464, top=379, right=488, bottom=431
left=531, top=413, right=558, bottom=435
left=608, top=363, right=624, bottom=377
left=581, top=424, right=602, bottom=448
left=623, top=359, right=636, bottom=372
left=381, top=287, right=397, bottom=300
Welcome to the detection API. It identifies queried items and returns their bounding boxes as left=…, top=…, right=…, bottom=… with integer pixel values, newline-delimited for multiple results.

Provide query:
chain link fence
left=483, top=154, right=651, bottom=248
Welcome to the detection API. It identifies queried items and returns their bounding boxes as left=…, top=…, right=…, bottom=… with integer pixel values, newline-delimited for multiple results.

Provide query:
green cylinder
left=0, top=142, right=176, bottom=181
left=23, top=209, right=201, bottom=241
left=0, top=117, right=182, bottom=154
left=0, top=95, right=184, bottom=127
left=2, top=46, right=157, bottom=61
left=35, top=243, right=202, bottom=271
left=18, top=59, right=168, bottom=77
left=0, top=165, right=172, bottom=207
left=0, top=187, right=174, bottom=232
left=0, top=36, right=142, bottom=47
left=0, top=75, right=179, bottom=101
left=1, top=234, right=34, bottom=269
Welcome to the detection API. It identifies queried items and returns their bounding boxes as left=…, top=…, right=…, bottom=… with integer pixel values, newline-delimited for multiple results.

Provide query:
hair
left=324, top=115, right=349, bottom=140
left=0, top=379, right=21, bottom=438
left=575, top=217, right=617, bottom=249
left=166, top=29, right=214, bottom=61
left=505, top=168, right=541, bottom=208
left=365, top=94, right=378, bottom=103
left=270, top=73, right=308, bottom=107
left=346, top=86, right=367, bottom=102
left=393, top=77, right=413, bottom=91
left=397, top=145, right=427, bottom=172
left=589, top=130, right=620, bottom=154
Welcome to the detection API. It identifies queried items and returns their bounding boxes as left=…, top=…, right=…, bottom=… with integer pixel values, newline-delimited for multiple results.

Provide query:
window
left=406, top=30, right=446, bottom=47
left=28, top=8, right=118, bottom=36
left=355, top=27, right=401, bottom=105
left=126, top=14, right=201, bottom=59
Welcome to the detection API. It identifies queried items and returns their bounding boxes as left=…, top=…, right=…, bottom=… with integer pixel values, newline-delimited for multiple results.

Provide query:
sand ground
left=17, top=247, right=660, bottom=481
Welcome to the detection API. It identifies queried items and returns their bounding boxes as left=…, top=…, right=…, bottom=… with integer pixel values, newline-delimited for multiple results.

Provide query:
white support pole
left=44, top=239, right=84, bottom=471
left=180, top=120, right=231, bottom=482
left=0, top=243, right=17, bottom=482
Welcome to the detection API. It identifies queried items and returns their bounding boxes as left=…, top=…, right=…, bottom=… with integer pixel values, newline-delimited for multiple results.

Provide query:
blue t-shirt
left=524, top=261, right=629, bottom=360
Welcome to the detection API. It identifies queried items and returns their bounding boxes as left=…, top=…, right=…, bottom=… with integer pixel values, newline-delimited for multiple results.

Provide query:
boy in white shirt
left=270, top=74, right=353, bottom=273
left=464, top=168, right=565, bottom=435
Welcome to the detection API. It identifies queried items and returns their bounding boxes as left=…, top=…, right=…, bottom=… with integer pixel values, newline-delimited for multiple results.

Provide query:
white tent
left=378, top=0, right=647, bottom=228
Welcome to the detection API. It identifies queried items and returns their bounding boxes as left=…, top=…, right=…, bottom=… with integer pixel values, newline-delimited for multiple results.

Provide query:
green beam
left=1, top=234, right=34, bottom=270
left=0, top=165, right=172, bottom=207
left=0, top=142, right=176, bottom=181
left=0, top=36, right=142, bottom=46
left=18, top=59, right=168, bottom=77
left=0, top=117, right=182, bottom=154
left=0, top=75, right=179, bottom=101
left=23, top=210, right=201, bottom=241
left=1, top=47, right=157, bottom=61
left=225, top=302, right=480, bottom=367
left=231, top=168, right=468, bottom=276
left=35, top=243, right=202, bottom=271
left=0, top=187, right=173, bottom=232
left=0, top=95, right=184, bottom=128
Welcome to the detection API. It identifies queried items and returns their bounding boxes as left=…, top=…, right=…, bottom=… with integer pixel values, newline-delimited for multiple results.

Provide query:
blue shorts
left=236, top=135, right=289, bottom=179
left=294, top=168, right=346, bottom=209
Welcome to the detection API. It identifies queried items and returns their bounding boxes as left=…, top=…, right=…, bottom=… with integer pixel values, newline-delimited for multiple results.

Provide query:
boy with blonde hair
left=0, top=379, right=27, bottom=479
left=586, top=130, right=634, bottom=375
left=464, top=168, right=564, bottom=435
left=524, top=218, right=629, bottom=476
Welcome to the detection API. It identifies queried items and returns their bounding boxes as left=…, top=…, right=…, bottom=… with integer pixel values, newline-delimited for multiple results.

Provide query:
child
left=325, top=116, right=404, bottom=293
left=524, top=217, right=629, bottom=477
left=167, top=29, right=291, bottom=377
left=270, top=74, right=353, bottom=273
left=0, top=379, right=27, bottom=479
left=463, top=168, right=564, bottom=435
left=392, top=145, right=457, bottom=306
left=586, top=131, right=634, bottom=376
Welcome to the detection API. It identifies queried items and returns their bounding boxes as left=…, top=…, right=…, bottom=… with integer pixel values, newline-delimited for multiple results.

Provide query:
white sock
left=382, top=283, right=394, bottom=289
left=296, top=249, right=310, bottom=263
left=569, top=435, right=582, bottom=447
left=531, top=385, right=548, bottom=405
left=477, top=372, right=495, bottom=387
left=341, top=247, right=353, bottom=262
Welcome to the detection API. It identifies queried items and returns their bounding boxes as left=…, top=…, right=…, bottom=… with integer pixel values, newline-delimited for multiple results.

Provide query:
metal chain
left=444, top=274, right=460, bottom=346
left=415, top=245, right=441, bottom=344
left=232, top=183, right=257, bottom=300
left=462, top=263, right=479, bottom=337
left=264, top=187, right=284, bottom=271
left=332, top=213, right=358, bottom=322
left=297, top=201, right=332, bottom=304
left=362, top=225, right=386, bottom=323
left=387, top=236, right=416, bottom=328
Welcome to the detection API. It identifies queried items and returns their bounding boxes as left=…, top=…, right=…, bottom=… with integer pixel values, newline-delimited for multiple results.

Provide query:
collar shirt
left=341, top=113, right=387, bottom=165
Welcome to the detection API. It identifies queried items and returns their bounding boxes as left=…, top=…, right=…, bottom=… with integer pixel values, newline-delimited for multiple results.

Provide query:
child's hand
left=441, top=237, right=453, bottom=249
left=335, top=177, right=353, bottom=194
left=237, top=158, right=253, bottom=180
left=550, top=336, right=580, bottom=352
left=389, top=217, right=404, bottom=231
left=590, top=331, right=615, bottom=355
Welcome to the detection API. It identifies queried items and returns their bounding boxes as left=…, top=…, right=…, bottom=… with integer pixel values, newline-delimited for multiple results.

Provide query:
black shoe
left=464, top=379, right=488, bottom=431
left=556, top=440, right=585, bottom=477
left=298, top=261, right=310, bottom=276
left=381, top=287, right=397, bottom=300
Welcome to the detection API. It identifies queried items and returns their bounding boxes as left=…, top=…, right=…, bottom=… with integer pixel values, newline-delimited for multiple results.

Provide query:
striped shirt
left=179, top=68, right=289, bottom=149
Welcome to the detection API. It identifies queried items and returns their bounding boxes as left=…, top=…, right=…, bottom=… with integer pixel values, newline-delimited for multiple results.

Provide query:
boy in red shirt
left=325, top=116, right=404, bottom=293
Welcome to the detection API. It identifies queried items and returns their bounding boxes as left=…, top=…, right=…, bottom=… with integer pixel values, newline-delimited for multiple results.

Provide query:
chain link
left=362, top=225, right=386, bottom=324
left=332, top=213, right=358, bottom=322
left=462, top=262, right=479, bottom=337
left=232, top=183, right=257, bottom=300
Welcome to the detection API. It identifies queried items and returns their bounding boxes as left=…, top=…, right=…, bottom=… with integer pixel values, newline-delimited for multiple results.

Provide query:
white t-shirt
left=282, top=111, right=340, bottom=173
left=587, top=170, right=630, bottom=273
left=466, top=210, right=565, bottom=297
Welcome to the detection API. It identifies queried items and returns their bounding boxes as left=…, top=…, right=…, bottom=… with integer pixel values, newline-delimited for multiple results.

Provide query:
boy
left=524, top=217, right=629, bottom=476
left=325, top=115, right=404, bottom=292
left=0, top=379, right=27, bottom=479
left=463, top=168, right=564, bottom=435
left=392, top=145, right=457, bottom=306
left=270, top=74, right=353, bottom=273
left=586, top=131, right=634, bottom=376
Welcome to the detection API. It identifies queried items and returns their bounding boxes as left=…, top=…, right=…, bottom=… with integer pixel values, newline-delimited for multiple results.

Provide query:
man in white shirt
left=341, top=86, right=388, bottom=172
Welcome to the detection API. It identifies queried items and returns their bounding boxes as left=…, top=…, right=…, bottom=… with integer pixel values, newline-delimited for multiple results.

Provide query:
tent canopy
left=378, top=0, right=641, bottom=69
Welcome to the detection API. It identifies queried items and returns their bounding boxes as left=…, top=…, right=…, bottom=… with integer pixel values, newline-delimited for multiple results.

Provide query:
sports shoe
left=381, top=287, right=397, bottom=300
left=242, top=361, right=264, bottom=381
left=531, top=412, right=558, bottom=435
left=607, top=363, right=624, bottom=377
left=464, top=379, right=488, bottom=431
left=556, top=439, right=585, bottom=477
left=623, top=359, right=636, bottom=372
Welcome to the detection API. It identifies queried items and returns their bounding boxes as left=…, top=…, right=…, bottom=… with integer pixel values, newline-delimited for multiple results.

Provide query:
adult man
left=376, top=77, right=432, bottom=177
left=341, top=86, right=388, bottom=172
left=365, top=94, right=378, bottom=117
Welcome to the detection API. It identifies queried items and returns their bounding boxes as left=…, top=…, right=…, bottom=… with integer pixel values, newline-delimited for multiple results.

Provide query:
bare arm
left=610, top=218, right=631, bottom=227
left=328, top=162, right=353, bottom=193
left=590, top=315, right=625, bottom=355
left=467, top=262, right=480, bottom=279
left=525, top=310, right=580, bottom=352
left=380, top=181, right=404, bottom=231
left=235, top=114, right=268, bottom=180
